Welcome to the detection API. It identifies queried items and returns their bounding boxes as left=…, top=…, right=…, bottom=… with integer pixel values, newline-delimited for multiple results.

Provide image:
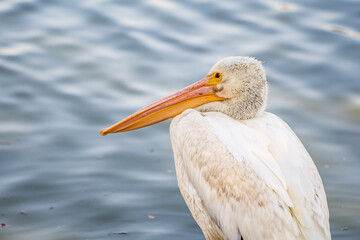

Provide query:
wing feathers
left=170, top=109, right=330, bottom=240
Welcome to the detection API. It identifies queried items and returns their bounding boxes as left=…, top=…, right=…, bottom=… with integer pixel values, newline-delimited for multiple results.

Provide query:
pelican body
left=101, top=57, right=330, bottom=240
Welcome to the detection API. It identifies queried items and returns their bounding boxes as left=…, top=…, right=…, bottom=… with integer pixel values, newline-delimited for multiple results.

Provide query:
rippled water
left=1, top=0, right=359, bottom=239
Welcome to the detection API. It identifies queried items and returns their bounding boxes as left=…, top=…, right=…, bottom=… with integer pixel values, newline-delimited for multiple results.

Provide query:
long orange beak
left=100, top=74, right=226, bottom=136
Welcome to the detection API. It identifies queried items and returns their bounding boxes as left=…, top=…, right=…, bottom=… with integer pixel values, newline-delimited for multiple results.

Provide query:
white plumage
left=171, top=109, right=330, bottom=240
left=101, top=56, right=331, bottom=240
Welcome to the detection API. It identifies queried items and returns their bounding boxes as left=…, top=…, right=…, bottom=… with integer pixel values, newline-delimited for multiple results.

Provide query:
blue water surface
left=1, top=0, right=360, bottom=239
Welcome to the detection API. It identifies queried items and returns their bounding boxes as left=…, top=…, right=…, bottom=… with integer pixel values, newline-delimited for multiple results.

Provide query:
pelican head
left=101, top=56, right=268, bottom=135
left=196, top=56, right=267, bottom=120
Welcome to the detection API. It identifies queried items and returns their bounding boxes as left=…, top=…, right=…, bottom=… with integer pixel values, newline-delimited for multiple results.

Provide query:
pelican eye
left=207, top=72, right=222, bottom=85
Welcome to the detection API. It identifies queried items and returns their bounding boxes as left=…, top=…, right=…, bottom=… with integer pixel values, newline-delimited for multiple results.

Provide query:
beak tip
left=100, top=129, right=108, bottom=136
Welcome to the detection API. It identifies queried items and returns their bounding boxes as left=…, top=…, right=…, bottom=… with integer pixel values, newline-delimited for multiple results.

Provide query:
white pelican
left=100, top=56, right=330, bottom=240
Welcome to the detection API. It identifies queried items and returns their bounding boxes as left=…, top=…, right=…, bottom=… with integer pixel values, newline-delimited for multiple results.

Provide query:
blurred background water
left=0, top=0, right=359, bottom=239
